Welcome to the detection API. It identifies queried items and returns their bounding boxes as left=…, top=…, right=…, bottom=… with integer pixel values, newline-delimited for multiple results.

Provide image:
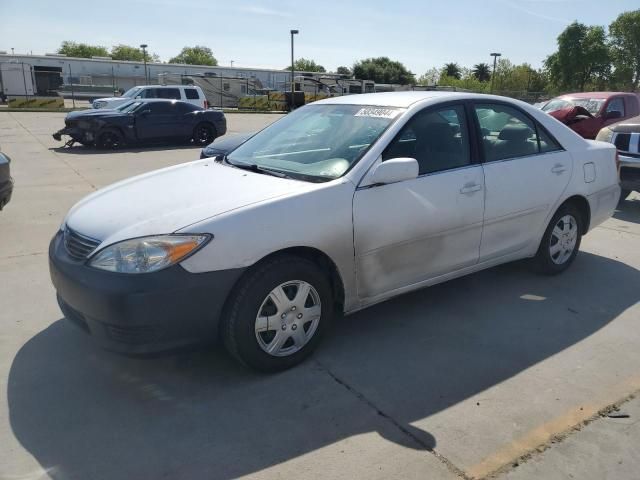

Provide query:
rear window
left=184, top=88, right=200, bottom=100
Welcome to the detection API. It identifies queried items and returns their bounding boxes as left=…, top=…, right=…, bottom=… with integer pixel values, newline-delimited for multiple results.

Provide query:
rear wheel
left=97, top=128, right=124, bottom=149
left=192, top=123, right=216, bottom=146
left=222, top=255, right=333, bottom=372
left=532, top=204, right=582, bottom=275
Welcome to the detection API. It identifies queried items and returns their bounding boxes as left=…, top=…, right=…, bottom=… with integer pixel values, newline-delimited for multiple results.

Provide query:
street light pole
left=230, top=60, right=234, bottom=67
left=290, top=29, right=299, bottom=109
left=140, top=44, right=148, bottom=84
left=490, top=52, right=501, bottom=94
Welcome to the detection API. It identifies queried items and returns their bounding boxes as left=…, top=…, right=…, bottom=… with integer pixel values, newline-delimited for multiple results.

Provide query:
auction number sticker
left=354, top=107, right=401, bottom=119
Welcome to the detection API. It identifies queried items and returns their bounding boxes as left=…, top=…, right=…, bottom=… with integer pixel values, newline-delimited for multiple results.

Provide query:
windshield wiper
left=227, top=160, right=291, bottom=179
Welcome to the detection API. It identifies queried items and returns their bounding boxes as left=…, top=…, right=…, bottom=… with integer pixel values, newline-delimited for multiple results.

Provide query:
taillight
left=204, top=99, right=209, bottom=109
left=615, top=151, right=621, bottom=180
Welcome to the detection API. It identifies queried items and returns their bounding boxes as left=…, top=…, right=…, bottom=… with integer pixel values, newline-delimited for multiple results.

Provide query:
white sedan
left=49, top=92, right=620, bottom=371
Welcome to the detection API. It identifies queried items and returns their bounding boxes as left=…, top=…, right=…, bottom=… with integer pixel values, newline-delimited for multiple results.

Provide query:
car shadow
left=49, top=143, right=204, bottom=155
left=613, top=196, right=640, bottom=224
left=8, top=252, right=639, bottom=479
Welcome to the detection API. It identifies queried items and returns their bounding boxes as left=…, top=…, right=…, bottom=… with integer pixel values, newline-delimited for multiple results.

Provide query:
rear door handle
left=551, top=164, right=567, bottom=175
left=460, top=183, right=482, bottom=194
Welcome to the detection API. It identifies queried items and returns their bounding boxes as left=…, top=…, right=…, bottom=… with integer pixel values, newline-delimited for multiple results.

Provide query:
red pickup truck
left=541, top=92, right=640, bottom=139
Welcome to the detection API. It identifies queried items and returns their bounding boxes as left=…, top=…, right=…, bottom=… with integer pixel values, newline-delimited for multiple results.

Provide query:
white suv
left=92, top=85, right=208, bottom=110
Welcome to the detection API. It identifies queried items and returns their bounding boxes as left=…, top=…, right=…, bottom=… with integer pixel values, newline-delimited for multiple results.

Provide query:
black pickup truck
left=0, top=150, right=13, bottom=210
left=53, top=99, right=226, bottom=149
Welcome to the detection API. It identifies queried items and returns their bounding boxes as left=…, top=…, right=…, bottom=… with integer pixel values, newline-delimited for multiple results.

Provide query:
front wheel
left=222, top=255, right=333, bottom=372
left=96, top=128, right=124, bottom=149
left=618, top=189, right=631, bottom=205
left=192, top=123, right=216, bottom=146
left=531, top=204, right=582, bottom=275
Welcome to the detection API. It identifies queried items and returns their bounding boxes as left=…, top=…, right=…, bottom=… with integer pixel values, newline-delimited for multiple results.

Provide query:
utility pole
left=490, top=52, right=501, bottom=94
left=290, top=29, right=299, bottom=109
left=140, top=44, right=148, bottom=83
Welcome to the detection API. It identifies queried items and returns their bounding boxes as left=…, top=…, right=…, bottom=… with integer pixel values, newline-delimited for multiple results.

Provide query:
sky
left=0, top=0, right=638, bottom=75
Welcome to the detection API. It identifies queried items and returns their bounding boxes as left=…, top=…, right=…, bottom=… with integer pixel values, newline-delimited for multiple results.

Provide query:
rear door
left=473, top=102, right=571, bottom=262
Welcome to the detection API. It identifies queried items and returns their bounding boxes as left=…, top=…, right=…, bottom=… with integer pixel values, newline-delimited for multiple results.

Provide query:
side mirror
left=370, top=158, right=419, bottom=185
left=605, top=110, right=623, bottom=120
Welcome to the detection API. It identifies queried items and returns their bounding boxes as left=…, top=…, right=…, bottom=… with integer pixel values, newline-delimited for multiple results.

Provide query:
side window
left=606, top=97, right=625, bottom=116
left=474, top=104, right=539, bottom=162
left=184, top=88, right=199, bottom=100
left=382, top=105, right=470, bottom=175
left=223, top=83, right=230, bottom=92
left=157, top=88, right=181, bottom=100
left=176, top=102, right=196, bottom=113
left=538, top=126, right=563, bottom=153
left=141, top=88, right=157, bottom=99
left=148, top=103, right=173, bottom=114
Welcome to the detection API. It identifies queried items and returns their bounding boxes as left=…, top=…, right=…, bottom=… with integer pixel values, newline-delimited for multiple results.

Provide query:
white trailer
left=0, top=62, right=36, bottom=99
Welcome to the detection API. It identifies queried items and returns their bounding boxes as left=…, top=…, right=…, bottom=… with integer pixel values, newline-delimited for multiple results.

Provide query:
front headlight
left=88, top=234, right=211, bottom=274
left=595, top=127, right=614, bottom=144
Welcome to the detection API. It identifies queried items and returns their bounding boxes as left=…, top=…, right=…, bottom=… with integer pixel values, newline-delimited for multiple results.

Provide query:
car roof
left=135, top=99, right=196, bottom=105
left=133, top=85, right=200, bottom=89
left=557, top=92, right=631, bottom=99
left=313, top=91, right=520, bottom=108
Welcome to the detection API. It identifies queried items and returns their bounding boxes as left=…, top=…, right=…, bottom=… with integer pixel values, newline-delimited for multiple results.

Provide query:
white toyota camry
left=49, top=92, right=621, bottom=371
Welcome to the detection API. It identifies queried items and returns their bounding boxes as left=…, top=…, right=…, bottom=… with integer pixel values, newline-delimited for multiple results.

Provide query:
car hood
left=548, top=106, right=593, bottom=123
left=64, top=160, right=312, bottom=247
left=610, top=114, right=640, bottom=133
left=66, top=109, right=124, bottom=120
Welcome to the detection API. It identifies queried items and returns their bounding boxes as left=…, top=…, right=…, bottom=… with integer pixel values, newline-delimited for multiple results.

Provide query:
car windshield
left=226, top=104, right=402, bottom=182
left=542, top=98, right=605, bottom=115
left=122, top=87, right=143, bottom=98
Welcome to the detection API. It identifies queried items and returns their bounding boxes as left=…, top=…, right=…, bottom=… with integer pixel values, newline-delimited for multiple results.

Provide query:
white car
left=92, top=85, right=207, bottom=110
left=49, top=92, right=620, bottom=371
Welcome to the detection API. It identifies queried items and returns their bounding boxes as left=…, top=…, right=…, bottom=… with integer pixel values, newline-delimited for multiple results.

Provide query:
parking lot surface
left=1, top=111, right=639, bottom=480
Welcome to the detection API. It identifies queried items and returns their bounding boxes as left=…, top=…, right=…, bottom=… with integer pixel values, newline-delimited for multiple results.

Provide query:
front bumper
left=0, top=177, right=13, bottom=209
left=52, top=126, right=95, bottom=144
left=620, top=154, right=640, bottom=192
left=49, top=230, right=245, bottom=354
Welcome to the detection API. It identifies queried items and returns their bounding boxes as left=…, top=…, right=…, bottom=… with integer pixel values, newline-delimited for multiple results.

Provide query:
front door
left=135, top=102, right=179, bottom=141
left=353, top=104, right=485, bottom=300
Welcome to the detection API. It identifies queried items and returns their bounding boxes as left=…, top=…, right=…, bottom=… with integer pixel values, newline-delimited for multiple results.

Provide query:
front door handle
left=460, top=183, right=482, bottom=194
left=551, top=164, right=567, bottom=175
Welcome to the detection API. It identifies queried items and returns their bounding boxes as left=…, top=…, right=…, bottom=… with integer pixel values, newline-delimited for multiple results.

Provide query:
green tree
left=111, top=44, right=160, bottom=62
left=57, top=41, right=109, bottom=58
left=442, top=62, right=462, bottom=80
left=472, top=63, right=491, bottom=82
left=609, top=9, right=640, bottom=91
left=544, top=22, right=610, bottom=91
left=336, top=66, right=352, bottom=76
left=169, top=46, right=218, bottom=66
left=417, top=67, right=440, bottom=86
left=293, top=58, right=326, bottom=72
left=352, top=57, right=415, bottom=84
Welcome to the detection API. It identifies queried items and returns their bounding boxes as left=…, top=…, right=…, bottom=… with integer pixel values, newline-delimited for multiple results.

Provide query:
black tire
left=531, top=204, right=583, bottom=275
left=192, top=122, right=216, bottom=146
left=222, top=254, right=333, bottom=372
left=618, top=189, right=631, bottom=205
left=96, top=128, right=124, bottom=149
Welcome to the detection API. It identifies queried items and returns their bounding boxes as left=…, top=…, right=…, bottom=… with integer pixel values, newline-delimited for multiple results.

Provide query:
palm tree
left=443, top=63, right=462, bottom=79
left=472, top=63, right=491, bottom=82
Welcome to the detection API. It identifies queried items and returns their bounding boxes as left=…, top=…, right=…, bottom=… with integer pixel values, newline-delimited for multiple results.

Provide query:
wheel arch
left=222, top=246, right=346, bottom=320
left=560, top=195, right=591, bottom=234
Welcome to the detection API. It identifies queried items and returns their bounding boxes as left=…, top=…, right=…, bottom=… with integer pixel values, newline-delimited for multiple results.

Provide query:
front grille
left=64, top=226, right=101, bottom=261
left=621, top=167, right=640, bottom=182
left=614, top=133, right=631, bottom=152
left=105, top=324, right=160, bottom=344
